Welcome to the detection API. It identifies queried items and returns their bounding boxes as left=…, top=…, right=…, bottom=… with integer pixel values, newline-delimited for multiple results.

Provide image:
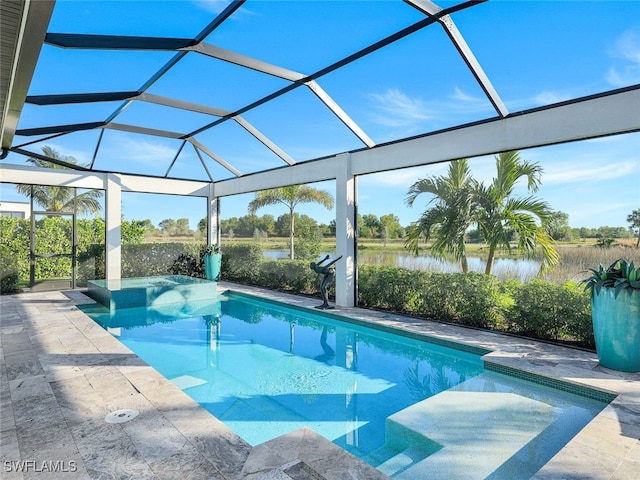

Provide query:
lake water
left=263, top=251, right=540, bottom=281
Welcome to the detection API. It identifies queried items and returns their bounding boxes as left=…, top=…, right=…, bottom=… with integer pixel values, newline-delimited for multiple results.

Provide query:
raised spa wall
left=86, top=275, right=218, bottom=309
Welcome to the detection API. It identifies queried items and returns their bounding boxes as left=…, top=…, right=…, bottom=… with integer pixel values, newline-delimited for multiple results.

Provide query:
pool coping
left=1, top=282, right=638, bottom=479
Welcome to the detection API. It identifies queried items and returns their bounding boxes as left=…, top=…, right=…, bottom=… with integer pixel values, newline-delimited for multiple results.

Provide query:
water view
left=263, top=251, right=541, bottom=282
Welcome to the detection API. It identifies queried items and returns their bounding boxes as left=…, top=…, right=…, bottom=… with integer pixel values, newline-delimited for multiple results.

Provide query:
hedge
left=255, top=260, right=319, bottom=294
left=357, top=264, right=594, bottom=349
left=0, top=243, right=20, bottom=293
left=358, top=266, right=511, bottom=329
left=220, top=243, right=264, bottom=283
left=0, top=214, right=202, bottom=291
left=508, top=279, right=593, bottom=348
left=358, top=265, right=427, bottom=313
left=0, top=218, right=596, bottom=350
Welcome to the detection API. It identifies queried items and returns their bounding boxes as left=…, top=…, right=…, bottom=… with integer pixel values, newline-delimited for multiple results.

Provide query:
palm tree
left=405, top=159, right=476, bottom=272
left=248, top=185, right=334, bottom=259
left=15, top=146, right=103, bottom=215
left=474, top=151, right=559, bottom=275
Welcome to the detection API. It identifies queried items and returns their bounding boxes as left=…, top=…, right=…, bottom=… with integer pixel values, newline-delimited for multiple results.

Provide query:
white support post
left=105, top=174, right=122, bottom=283
left=335, top=153, right=356, bottom=307
left=208, top=183, right=220, bottom=246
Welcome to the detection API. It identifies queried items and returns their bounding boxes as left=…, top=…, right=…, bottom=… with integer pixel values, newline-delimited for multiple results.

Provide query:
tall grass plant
left=542, top=246, right=640, bottom=284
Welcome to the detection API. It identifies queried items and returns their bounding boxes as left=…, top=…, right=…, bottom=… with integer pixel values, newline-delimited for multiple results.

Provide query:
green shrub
left=76, top=244, right=105, bottom=286
left=168, top=243, right=207, bottom=278
left=257, top=260, right=318, bottom=293
left=79, top=242, right=199, bottom=284
left=0, top=217, right=125, bottom=286
left=221, top=243, right=263, bottom=283
left=358, top=266, right=592, bottom=346
left=419, top=272, right=511, bottom=328
left=358, top=267, right=510, bottom=328
left=169, top=253, right=200, bottom=277
left=509, top=279, right=593, bottom=348
left=122, top=242, right=193, bottom=277
left=0, top=244, right=20, bottom=294
left=0, top=217, right=30, bottom=281
left=358, top=265, right=427, bottom=313
left=293, top=224, right=322, bottom=260
left=33, top=216, right=73, bottom=280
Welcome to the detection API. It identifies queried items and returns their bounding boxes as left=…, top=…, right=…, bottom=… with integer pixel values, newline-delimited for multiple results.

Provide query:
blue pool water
left=82, top=291, right=610, bottom=479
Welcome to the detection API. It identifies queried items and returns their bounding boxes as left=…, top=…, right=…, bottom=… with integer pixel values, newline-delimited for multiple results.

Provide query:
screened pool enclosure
left=1, top=0, right=639, bottom=304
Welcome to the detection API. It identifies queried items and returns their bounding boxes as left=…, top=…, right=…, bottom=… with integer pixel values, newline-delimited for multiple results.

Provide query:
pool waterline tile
left=484, top=361, right=618, bottom=403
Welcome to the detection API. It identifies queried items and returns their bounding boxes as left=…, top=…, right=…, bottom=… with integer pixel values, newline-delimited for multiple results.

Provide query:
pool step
left=375, top=446, right=433, bottom=477
left=385, top=388, right=556, bottom=479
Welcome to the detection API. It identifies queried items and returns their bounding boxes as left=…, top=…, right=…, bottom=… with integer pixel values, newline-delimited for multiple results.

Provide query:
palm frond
left=16, top=147, right=103, bottom=214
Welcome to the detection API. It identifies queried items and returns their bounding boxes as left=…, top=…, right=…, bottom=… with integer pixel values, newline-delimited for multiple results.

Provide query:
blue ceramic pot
left=204, top=253, right=222, bottom=281
left=592, top=288, right=640, bottom=372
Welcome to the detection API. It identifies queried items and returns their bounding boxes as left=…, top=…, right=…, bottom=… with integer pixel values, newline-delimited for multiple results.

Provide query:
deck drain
left=105, top=409, right=139, bottom=424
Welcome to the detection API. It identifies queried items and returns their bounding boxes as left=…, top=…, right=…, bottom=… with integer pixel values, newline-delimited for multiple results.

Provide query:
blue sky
left=1, top=0, right=639, bottom=231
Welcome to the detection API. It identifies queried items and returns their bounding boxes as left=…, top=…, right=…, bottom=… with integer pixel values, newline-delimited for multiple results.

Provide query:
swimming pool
left=83, top=291, right=610, bottom=479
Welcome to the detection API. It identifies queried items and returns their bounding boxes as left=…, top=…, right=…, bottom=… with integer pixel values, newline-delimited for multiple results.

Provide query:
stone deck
left=1, top=282, right=639, bottom=479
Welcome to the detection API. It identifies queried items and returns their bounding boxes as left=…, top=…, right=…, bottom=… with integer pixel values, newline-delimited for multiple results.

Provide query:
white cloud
left=366, top=169, right=425, bottom=188
left=503, top=90, right=572, bottom=110
left=606, top=28, right=640, bottom=86
left=450, top=86, right=480, bottom=103
left=366, top=86, right=495, bottom=133
left=450, top=86, right=478, bottom=102
left=45, top=143, right=92, bottom=166
left=534, top=91, right=571, bottom=106
left=109, top=137, right=177, bottom=166
left=363, top=164, right=449, bottom=188
left=367, top=88, right=433, bottom=128
left=362, top=155, right=500, bottom=189
left=544, top=161, right=638, bottom=183
left=192, top=0, right=232, bottom=14
left=566, top=201, right=635, bottom=226
left=502, top=90, right=575, bottom=111
left=446, top=87, right=496, bottom=115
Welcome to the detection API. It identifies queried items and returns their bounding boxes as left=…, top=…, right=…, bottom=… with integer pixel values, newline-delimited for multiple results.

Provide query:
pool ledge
left=2, top=284, right=638, bottom=479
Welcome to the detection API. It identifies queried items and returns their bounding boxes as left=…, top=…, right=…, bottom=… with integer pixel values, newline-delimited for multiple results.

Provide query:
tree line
left=135, top=211, right=635, bottom=245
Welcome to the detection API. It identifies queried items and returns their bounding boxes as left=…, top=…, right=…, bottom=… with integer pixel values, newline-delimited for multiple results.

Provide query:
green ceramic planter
left=591, top=288, right=640, bottom=372
left=204, top=253, right=222, bottom=281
